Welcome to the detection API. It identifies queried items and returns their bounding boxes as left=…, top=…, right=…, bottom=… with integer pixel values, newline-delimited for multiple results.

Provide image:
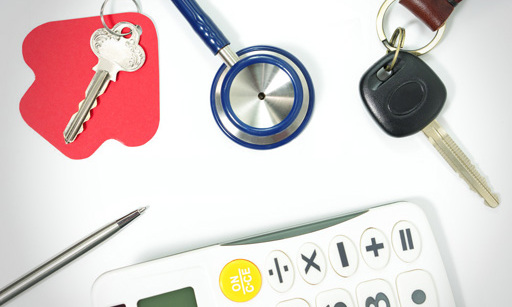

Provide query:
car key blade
left=422, top=120, right=499, bottom=208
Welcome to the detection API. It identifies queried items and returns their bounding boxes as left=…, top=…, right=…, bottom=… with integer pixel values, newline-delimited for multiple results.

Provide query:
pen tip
left=138, top=206, right=148, bottom=214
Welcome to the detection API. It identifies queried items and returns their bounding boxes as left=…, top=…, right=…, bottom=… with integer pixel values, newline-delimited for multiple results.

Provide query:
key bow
left=91, top=21, right=145, bottom=81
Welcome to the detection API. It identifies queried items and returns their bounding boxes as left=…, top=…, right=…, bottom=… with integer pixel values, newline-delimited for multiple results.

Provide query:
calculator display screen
left=137, top=287, right=198, bottom=307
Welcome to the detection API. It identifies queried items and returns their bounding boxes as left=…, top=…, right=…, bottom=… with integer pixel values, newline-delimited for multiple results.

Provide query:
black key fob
left=360, top=52, right=447, bottom=137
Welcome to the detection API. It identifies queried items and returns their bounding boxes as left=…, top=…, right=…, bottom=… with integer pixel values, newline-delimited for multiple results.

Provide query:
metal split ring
left=377, top=0, right=446, bottom=56
left=100, top=0, right=142, bottom=37
left=385, top=27, right=405, bottom=71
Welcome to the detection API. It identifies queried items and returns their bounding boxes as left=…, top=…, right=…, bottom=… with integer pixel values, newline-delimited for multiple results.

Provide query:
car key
left=360, top=51, right=499, bottom=208
left=63, top=21, right=145, bottom=144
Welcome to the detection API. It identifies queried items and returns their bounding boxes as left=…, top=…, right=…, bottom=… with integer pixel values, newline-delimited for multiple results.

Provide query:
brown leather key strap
left=399, top=0, right=462, bottom=31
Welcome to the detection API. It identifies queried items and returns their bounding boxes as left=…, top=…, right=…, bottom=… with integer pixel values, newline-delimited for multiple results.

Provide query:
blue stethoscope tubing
left=171, top=0, right=314, bottom=149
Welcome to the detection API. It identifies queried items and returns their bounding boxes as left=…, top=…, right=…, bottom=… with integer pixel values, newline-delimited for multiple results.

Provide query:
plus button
left=366, top=237, right=385, bottom=257
left=361, top=228, right=390, bottom=269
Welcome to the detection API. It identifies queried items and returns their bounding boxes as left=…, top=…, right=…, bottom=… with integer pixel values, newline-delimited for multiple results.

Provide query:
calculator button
left=396, top=270, right=439, bottom=306
left=276, top=298, right=310, bottom=307
left=219, top=259, right=262, bottom=302
left=297, top=243, right=326, bottom=285
left=265, top=250, right=294, bottom=293
left=360, top=228, right=390, bottom=270
left=356, top=279, right=398, bottom=307
left=328, top=236, right=359, bottom=277
left=392, top=221, right=422, bottom=263
left=316, top=288, right=354, bottom=307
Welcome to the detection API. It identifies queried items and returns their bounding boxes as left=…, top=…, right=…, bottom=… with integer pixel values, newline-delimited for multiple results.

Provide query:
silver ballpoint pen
left=0, top=207, right=147, bottom=306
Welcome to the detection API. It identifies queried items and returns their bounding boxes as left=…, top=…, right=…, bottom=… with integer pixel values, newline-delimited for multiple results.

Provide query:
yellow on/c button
left=219, top=259, right=262, bottom=302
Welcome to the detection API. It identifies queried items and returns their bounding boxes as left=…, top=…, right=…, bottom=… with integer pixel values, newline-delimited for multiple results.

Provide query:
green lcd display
left=137, top=287, right=198, bottom=307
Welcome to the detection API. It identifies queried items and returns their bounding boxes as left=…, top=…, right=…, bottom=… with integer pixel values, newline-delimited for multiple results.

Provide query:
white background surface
left=0, top=0, right=510, bottom=306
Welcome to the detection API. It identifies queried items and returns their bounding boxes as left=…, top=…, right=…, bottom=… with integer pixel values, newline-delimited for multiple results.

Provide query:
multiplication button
left=328, top=236, right=359, bottom=277
left=360, top=228, right=390, bottom=270
left=265, top=250, right=294, bottom=293
left=392, top=221, right=422, bottom=262
left=297, top=243, right=326, bottom=285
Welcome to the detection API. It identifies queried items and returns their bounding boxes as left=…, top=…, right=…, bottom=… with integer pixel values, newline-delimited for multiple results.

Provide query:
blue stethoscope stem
left=171, top=0, right=240, bottom=67
left=171, top=0, right=230, bottom=55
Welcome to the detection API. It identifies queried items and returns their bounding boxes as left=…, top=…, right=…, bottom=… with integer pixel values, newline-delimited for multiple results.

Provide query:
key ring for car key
left=100, top=0, right=142, bottom=37
left=385, top=27, right=405, bottom=71
left=377, top=0, right=445, bottom=56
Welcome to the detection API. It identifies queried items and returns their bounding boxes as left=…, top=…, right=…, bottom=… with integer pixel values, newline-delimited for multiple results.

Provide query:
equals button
left=392, top=221, right=422, bottom=263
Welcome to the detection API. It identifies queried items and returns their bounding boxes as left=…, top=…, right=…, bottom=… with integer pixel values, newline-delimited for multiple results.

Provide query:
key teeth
left=63, top=98, right=96, bottom=144
left=441, top=131, right=500, bottom=208
left=443, top=135, right=485, bottom=184
left=64, top=69, right=111, bottom=144
left=78, top=98, right=98, bottom=113
left=424, top=122, right=500, bottom=208
left=64, top=113, right=85, bottom=144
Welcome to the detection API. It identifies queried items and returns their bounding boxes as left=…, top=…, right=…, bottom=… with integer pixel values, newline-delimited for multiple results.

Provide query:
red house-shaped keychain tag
left=20, top=13, right=159, bottom=159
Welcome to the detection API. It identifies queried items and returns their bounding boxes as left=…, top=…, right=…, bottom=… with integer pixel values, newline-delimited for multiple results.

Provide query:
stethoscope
left=171, top=0, right=314, bottom=149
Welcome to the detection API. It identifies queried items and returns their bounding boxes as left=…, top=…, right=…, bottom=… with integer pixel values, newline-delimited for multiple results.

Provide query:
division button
left=316, top=288, right=355, bottom=307
left=328, top=236, right=359, bottom=277
left=297, top=242, right=326, bottom=285
left=219, top=259, right=262, bottom=302
left=396, top=270, right=439, bottom=307
left=360, top=228, right=390, bottom=270
left=265, top=250, right=294, bottom=293
left=276, top=298, right=310, bottom=307
left=392, top=221, right=422, bottom=263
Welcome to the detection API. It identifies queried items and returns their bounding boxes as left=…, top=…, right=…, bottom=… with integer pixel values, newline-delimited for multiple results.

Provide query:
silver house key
left=64, top=21, right=145, bottom=144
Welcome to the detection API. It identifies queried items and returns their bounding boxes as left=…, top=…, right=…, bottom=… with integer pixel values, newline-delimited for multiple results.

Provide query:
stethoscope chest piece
left=171, top=0, right=314, bottom=149
left=212, top=46, right=314, bottom=149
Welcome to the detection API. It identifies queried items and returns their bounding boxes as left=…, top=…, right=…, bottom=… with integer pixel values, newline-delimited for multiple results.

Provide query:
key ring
left=100, top=0, right=142, bottom=37
left=385, top=27, right=405, bottom=71
left=376, top=0, right=446, bottom=56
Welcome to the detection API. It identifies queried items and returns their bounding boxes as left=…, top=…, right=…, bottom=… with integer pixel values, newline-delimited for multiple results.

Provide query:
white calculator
left=92, top=201, right=455, bottom=307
